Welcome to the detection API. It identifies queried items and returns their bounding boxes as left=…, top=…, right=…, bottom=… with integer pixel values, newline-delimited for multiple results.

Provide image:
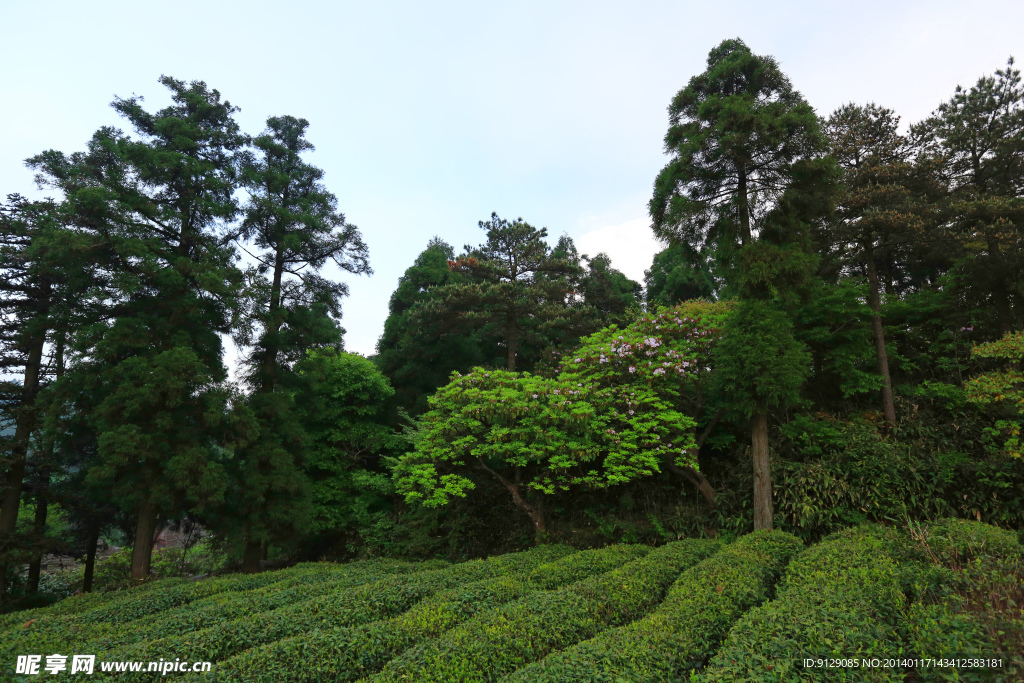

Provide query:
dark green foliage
left=507, top=530, right=801, bottom=682
left=412, top=214, right=595, bottom=372
left=376, top=238, right=495, bottom=415
left=713, top=300, right=809, bottom=419
left=649, top=38, right=833, bottom=290
left=28, top=76, right=252, bottom=579
left=373, top=539, right=719, bottom=682
left=702, top=527, right=906, bottom=681
left=644, top=242, right=717, bottom=307
left=221, top=114, right=371, bottom=566
left=578, top=253, right=642, bottom=327
left=0, top=195, right=96, bottom=602
left=914, top=59, right=1024, bottom=336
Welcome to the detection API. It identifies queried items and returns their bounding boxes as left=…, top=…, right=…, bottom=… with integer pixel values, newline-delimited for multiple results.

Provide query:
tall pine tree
left=227, top=115, right=370, bottom=572
left=29, top=76, right=250, bottom=580
left=650, top=39, right=833, bottom=529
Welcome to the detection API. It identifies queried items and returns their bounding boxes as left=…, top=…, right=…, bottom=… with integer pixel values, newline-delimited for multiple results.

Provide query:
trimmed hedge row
left=900, top=520, right=1023, bottom=682
left=505, top=530, right=802, bottom=682
left=94, top=545, right=576, bottom=677
left=371, top=538, right=721, bottom=683
left=0, top=578, right=192, bottom=631
left=72, top=559, right=444, bottom=654
left=207, top=544, right=649, bottom=682
left=4, top=559, right=437, bottom=667
left=921, top=518, right=1023, bottom=563
left=904, top=602, right=995, bottom=683
left=700, top=526, right=906, bottom=682
left=524, top=544, right=652, bottom=589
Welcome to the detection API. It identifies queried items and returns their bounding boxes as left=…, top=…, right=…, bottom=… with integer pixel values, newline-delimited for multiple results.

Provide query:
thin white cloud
left=575, top=217, right=662, bottom=285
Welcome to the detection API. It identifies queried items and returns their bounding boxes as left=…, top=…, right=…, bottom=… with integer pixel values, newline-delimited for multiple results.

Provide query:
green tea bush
left=701, top=526, right=906, bottom=682
left=904, top=602, right=995, bottom=682
left=4, top=560, right=426, bottom=665
left=506, top=530, right=802, bottom=682
left=373, top=539, right=720, bottom=683
left=899, top=520, right=1024, bottom=681
left=102, top=545, right=573, bottom=673
left=525, top=543, right=651, bottom=589
left=206, top=545, right=612, bottom=682
left=73, top=558, right=440, bottom=654
left=922, top=518, right=1022, bottom=562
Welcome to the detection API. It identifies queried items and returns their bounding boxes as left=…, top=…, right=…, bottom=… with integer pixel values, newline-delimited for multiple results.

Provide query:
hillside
left=4, top=519, right=1020, bottom=682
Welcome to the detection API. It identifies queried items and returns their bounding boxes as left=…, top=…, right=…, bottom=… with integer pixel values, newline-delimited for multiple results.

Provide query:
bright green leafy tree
left=964, top=331, right=1024, bottom=459
left=393, top=301, right=727, bottom=538
left=296, top=349, right=398, bottom=546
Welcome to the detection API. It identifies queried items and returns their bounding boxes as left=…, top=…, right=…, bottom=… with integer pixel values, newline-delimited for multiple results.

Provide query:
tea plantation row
left=5, top=519, right=1021, bottom=682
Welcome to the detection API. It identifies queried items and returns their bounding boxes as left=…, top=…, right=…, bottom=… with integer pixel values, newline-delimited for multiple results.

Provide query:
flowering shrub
left=558, top=300, right=730, bottom=414
left=393, top=301, right=731, bottom=530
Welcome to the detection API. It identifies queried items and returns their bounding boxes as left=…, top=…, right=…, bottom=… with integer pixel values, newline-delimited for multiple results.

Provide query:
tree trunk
left=130, top=499, right=158, bottom=582
left=865, top=246, right=897, bottom=427
left=667, top=463, right=717, bottom=507
left=751, top=409, right=773, bottom=530
left=82, top=526, right=100, bottom=593
left=506, top=320, right=518, bottom=372
left=737, top=163, right=751, bottom=246
left=27, top=335, right=63, bottom=594
left=259, top=245, right=286, bottom=394
left=476, top=461, right=545, bottom=540
left=0, top=325, right=47, bottom=605
left=26, top=493, right=48, bottom=593
left=242, top=539, right=262, bottom=574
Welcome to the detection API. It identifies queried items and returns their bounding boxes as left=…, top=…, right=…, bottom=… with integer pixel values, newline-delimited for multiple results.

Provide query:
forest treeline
left=1, top=39, right=1022, bottom=607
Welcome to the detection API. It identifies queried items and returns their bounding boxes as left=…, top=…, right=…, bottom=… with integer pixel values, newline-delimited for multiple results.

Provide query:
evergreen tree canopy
left=376, top=238, right=495, bottom=415
left=295, top=349, right=397, bottom=537
left=649, top=38, right=830, bottom=289
left=28, top=76, right=251, bottom=580
left=414, top=213, right=590, bottom=372
left=916, top=58, right=1024, bottom=334
left=644, top=242, right=717, bottom=307
left=222, top=114, right=370, bottom=570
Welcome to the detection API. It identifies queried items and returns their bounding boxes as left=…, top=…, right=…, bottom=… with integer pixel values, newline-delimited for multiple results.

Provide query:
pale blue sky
left=2, top=1, right=1022, bottom=358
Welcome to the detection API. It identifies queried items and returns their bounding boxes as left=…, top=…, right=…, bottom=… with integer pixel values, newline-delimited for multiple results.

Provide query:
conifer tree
left=29, top=76, right=250, bottom=581
left=650, top=39, right=833, bottom=529
left=376, top=238, right=494, bottom=415
left=0, top=196, right=93, bottom=602
left=916, top=58, right=1024, bottom=335
left=649, top=38, right=831, bottom=289
left=824, top=103, right=945, bottom=426
left=417, top=213, right=589, bottom=372
left=644, top=242, right=717, bottom=307
left=228, top=115, right=370, bottom=572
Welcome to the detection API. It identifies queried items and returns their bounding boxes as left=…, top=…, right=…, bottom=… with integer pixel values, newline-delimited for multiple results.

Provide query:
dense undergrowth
left=4, top=519, right=1021, bottom=682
